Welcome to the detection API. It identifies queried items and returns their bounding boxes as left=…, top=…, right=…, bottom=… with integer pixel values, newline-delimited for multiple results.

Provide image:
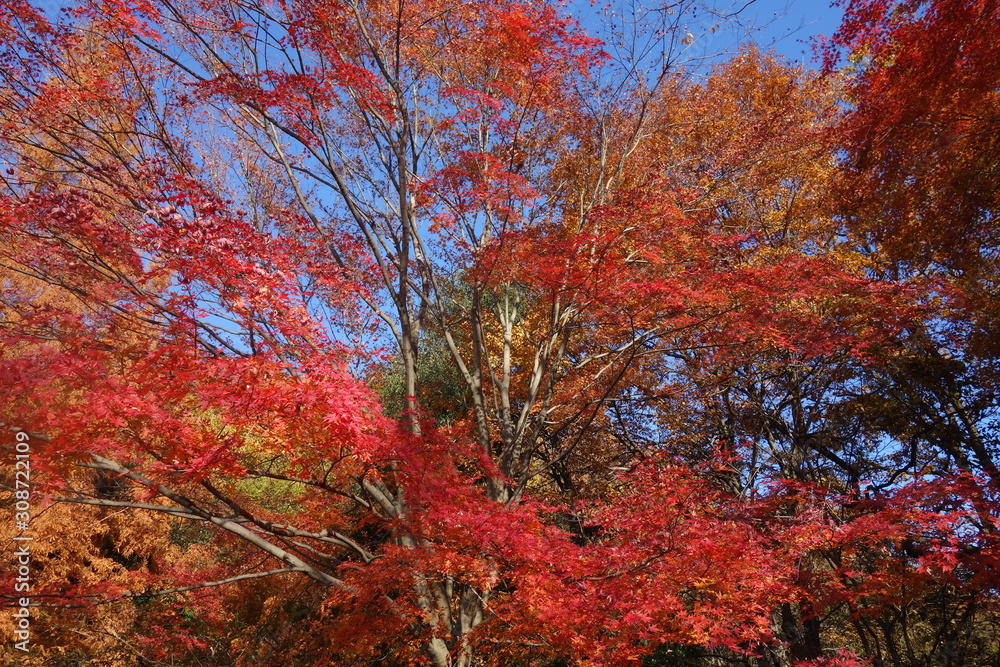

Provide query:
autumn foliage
left=1, top=0, right=999, bottom=665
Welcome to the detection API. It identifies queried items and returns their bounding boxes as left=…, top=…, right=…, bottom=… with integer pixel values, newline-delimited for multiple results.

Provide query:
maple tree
left=828, top=0, right=1000, bottom=359
left=828, top=0, right=1000, bottom=269
left=1, top=0, right=999, bottom=665
left=811, top=4, right=1000, bottom=661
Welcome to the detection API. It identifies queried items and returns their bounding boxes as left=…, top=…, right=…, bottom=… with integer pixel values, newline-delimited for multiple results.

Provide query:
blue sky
left=567, top=0, right=846, bottom=71
left=745, top=0, right=845, bottom=64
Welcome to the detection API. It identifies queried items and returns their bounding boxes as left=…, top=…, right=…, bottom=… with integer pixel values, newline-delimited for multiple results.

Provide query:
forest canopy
left=1, top=0, right=998, bottom=665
